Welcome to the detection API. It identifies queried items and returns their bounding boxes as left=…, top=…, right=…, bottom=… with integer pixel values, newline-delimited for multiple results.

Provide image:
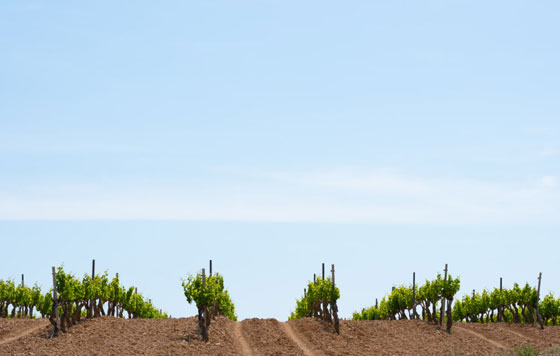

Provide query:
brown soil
left=1, top=317, right=559, bottom=355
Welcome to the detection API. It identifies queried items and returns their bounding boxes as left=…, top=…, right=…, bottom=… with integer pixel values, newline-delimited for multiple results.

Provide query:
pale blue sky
left=0, top=1, right=559, bottom=319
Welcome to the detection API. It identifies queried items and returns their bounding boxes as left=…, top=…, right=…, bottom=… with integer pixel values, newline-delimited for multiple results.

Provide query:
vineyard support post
left=304, top=288, right=306, bottom=297
left=50, top=266, right=59, bottom=337
left=535, top=272, right=544, bottom=329
left=200, top=268, right=208, bottom=341
left=89, top=259, right=95, bottom=318
left=209, top=260, right=212, bottom=276
left=331, top=264, right=340, bottom=334
left=498, top=277, right=503, bottom=322
left=21, top=274, right=25, bottom=317
left=440, top=264, right=448, bottom=328
left=114, top=273, right=119, bottom=317
left=322, top=263, right=325, bottom=280
left=412, top=272, right=417, bottom=319
left=314, top=274, right=316, bottom=283
left=202, top=269, right=206, bottom=289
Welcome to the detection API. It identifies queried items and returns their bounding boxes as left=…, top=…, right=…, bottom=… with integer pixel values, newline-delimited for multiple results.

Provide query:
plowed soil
left=1, top=317, right=559, bottom=355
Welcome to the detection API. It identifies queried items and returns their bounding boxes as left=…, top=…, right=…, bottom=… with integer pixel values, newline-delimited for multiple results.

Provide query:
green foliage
left=182, top=272, right=237, bottom=321
left=512, top=343, right=540, bottom=356
left=0, top=279, right=43, bottom=318
left=1, top=267, right=167, bottom=319
left=354, top=273, right=460, bottom=321
left=452, top=283, right=554, bottom=324
left=290, top=277, right=340, bottom=320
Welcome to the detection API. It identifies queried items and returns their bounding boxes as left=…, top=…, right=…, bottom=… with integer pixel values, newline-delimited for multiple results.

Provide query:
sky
left=0, top=1, right=559, bottom=320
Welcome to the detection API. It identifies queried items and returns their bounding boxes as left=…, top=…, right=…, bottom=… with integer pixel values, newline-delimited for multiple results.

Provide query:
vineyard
left=351, top=265, right=560, bottom=338
left=352, top=267, right=461, bottom=333
left=3, top=261, right=560, bottom=355
left=0, top=260, right=166, bottom=338
left=182, top=263, right=236, bottom=341
left=289, top=263, right=340, bottom=334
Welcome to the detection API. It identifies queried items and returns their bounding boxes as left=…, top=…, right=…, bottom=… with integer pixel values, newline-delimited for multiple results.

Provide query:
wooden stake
left=92, top=259, right=95, bottom=278
left=313, top=274, right=316, bottom=283
left=209, top=260, right=213, bottom=276
left=535, top=272, right=543, bottom=328
left=498, top=277, right=503, bottom=322
left=304, top=288, right=306, bottom=297
left=202, top=268, right=206, bottom=290
left=537, top=273, right=542, bottom=300
left=21, top=274, right=24, bottom=287
left=412, top=272, right=416, bottom=319
left=440, top=264, right=448, bottom=327
left=331, top=264, right=335, bottom=286
left=51, top=266, right=59, bottom=336
left=52, top=267, right=58, bottom=306
left=322, top=263, right=325, bottom=280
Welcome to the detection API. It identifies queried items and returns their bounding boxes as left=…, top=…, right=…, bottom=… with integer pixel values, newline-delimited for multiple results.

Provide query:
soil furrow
left=455, top=325, right=507, bottom=349
left=281, top=321, right=318, bottom=356
left=234, top=321, right=254, bottom=356
left=0, top=322, right=48, bottom=346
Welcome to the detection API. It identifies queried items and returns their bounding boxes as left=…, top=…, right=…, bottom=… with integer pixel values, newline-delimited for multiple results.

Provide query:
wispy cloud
left=539, top=149, right=560, bottom=157
left=0, top=168, right=558, bottom=225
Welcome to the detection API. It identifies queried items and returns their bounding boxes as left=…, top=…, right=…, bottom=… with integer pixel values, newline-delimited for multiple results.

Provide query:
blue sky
left=0, top=1, right=559, bottom=320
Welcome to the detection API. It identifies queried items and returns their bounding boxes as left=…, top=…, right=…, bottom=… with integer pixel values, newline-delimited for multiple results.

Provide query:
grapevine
left=182, top=271, right=236, bottom=341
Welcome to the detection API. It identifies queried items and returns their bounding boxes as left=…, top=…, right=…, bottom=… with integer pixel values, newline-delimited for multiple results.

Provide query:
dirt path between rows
left=455, top=325, right=506, bottom=349
left=502, top=327, right=532, bottom=341
left=280, top=322, right=317, bottom=356
left=234, top=321, right=254, bottom=356
left=0, top=322, right=47, bottom=346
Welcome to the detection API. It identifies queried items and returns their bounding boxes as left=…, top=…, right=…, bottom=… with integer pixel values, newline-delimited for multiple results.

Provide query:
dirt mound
left=1, top=317, right=559, bottom=355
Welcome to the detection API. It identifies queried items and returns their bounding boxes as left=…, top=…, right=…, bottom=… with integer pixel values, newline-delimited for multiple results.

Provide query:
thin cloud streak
left=0, top=169, right=558, bottom=225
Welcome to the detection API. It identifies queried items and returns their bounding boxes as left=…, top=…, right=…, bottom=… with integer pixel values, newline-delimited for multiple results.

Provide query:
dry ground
left=1, top=317, right=559, bottom=355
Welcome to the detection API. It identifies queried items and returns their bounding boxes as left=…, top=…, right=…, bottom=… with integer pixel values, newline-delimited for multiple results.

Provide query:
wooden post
left=52, top=267, right=57, bottom=309
left=330, top=264, right=339, bottom=334
left=209, top=260, right=212, bottom=276
left=535, top=272, right=544, bottom=329
left=376, top=298, right=378, bottom=308
left=473, top=289, right=475, bottom=299
left=313, top=274, right=316, bottom=283
left=304, top=288, right=306, bottom=297
left=50, top=267, right=59, bottom=337
left=322, top=263, right=325, bottom=280
left=135, top=287, right=137, bottom=294
left=21, top=274, right=24, bottom=287
left=202, top=268, right=206, bottom=289
left=200, top=268, right=208, bottom=341
left=88, top=259, right=95, bottom=319
left=440, top=264, right=448, bottom=327
left=412, top=272, right=416, bottom=319
left=498, top=277, right=503, bottom=322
